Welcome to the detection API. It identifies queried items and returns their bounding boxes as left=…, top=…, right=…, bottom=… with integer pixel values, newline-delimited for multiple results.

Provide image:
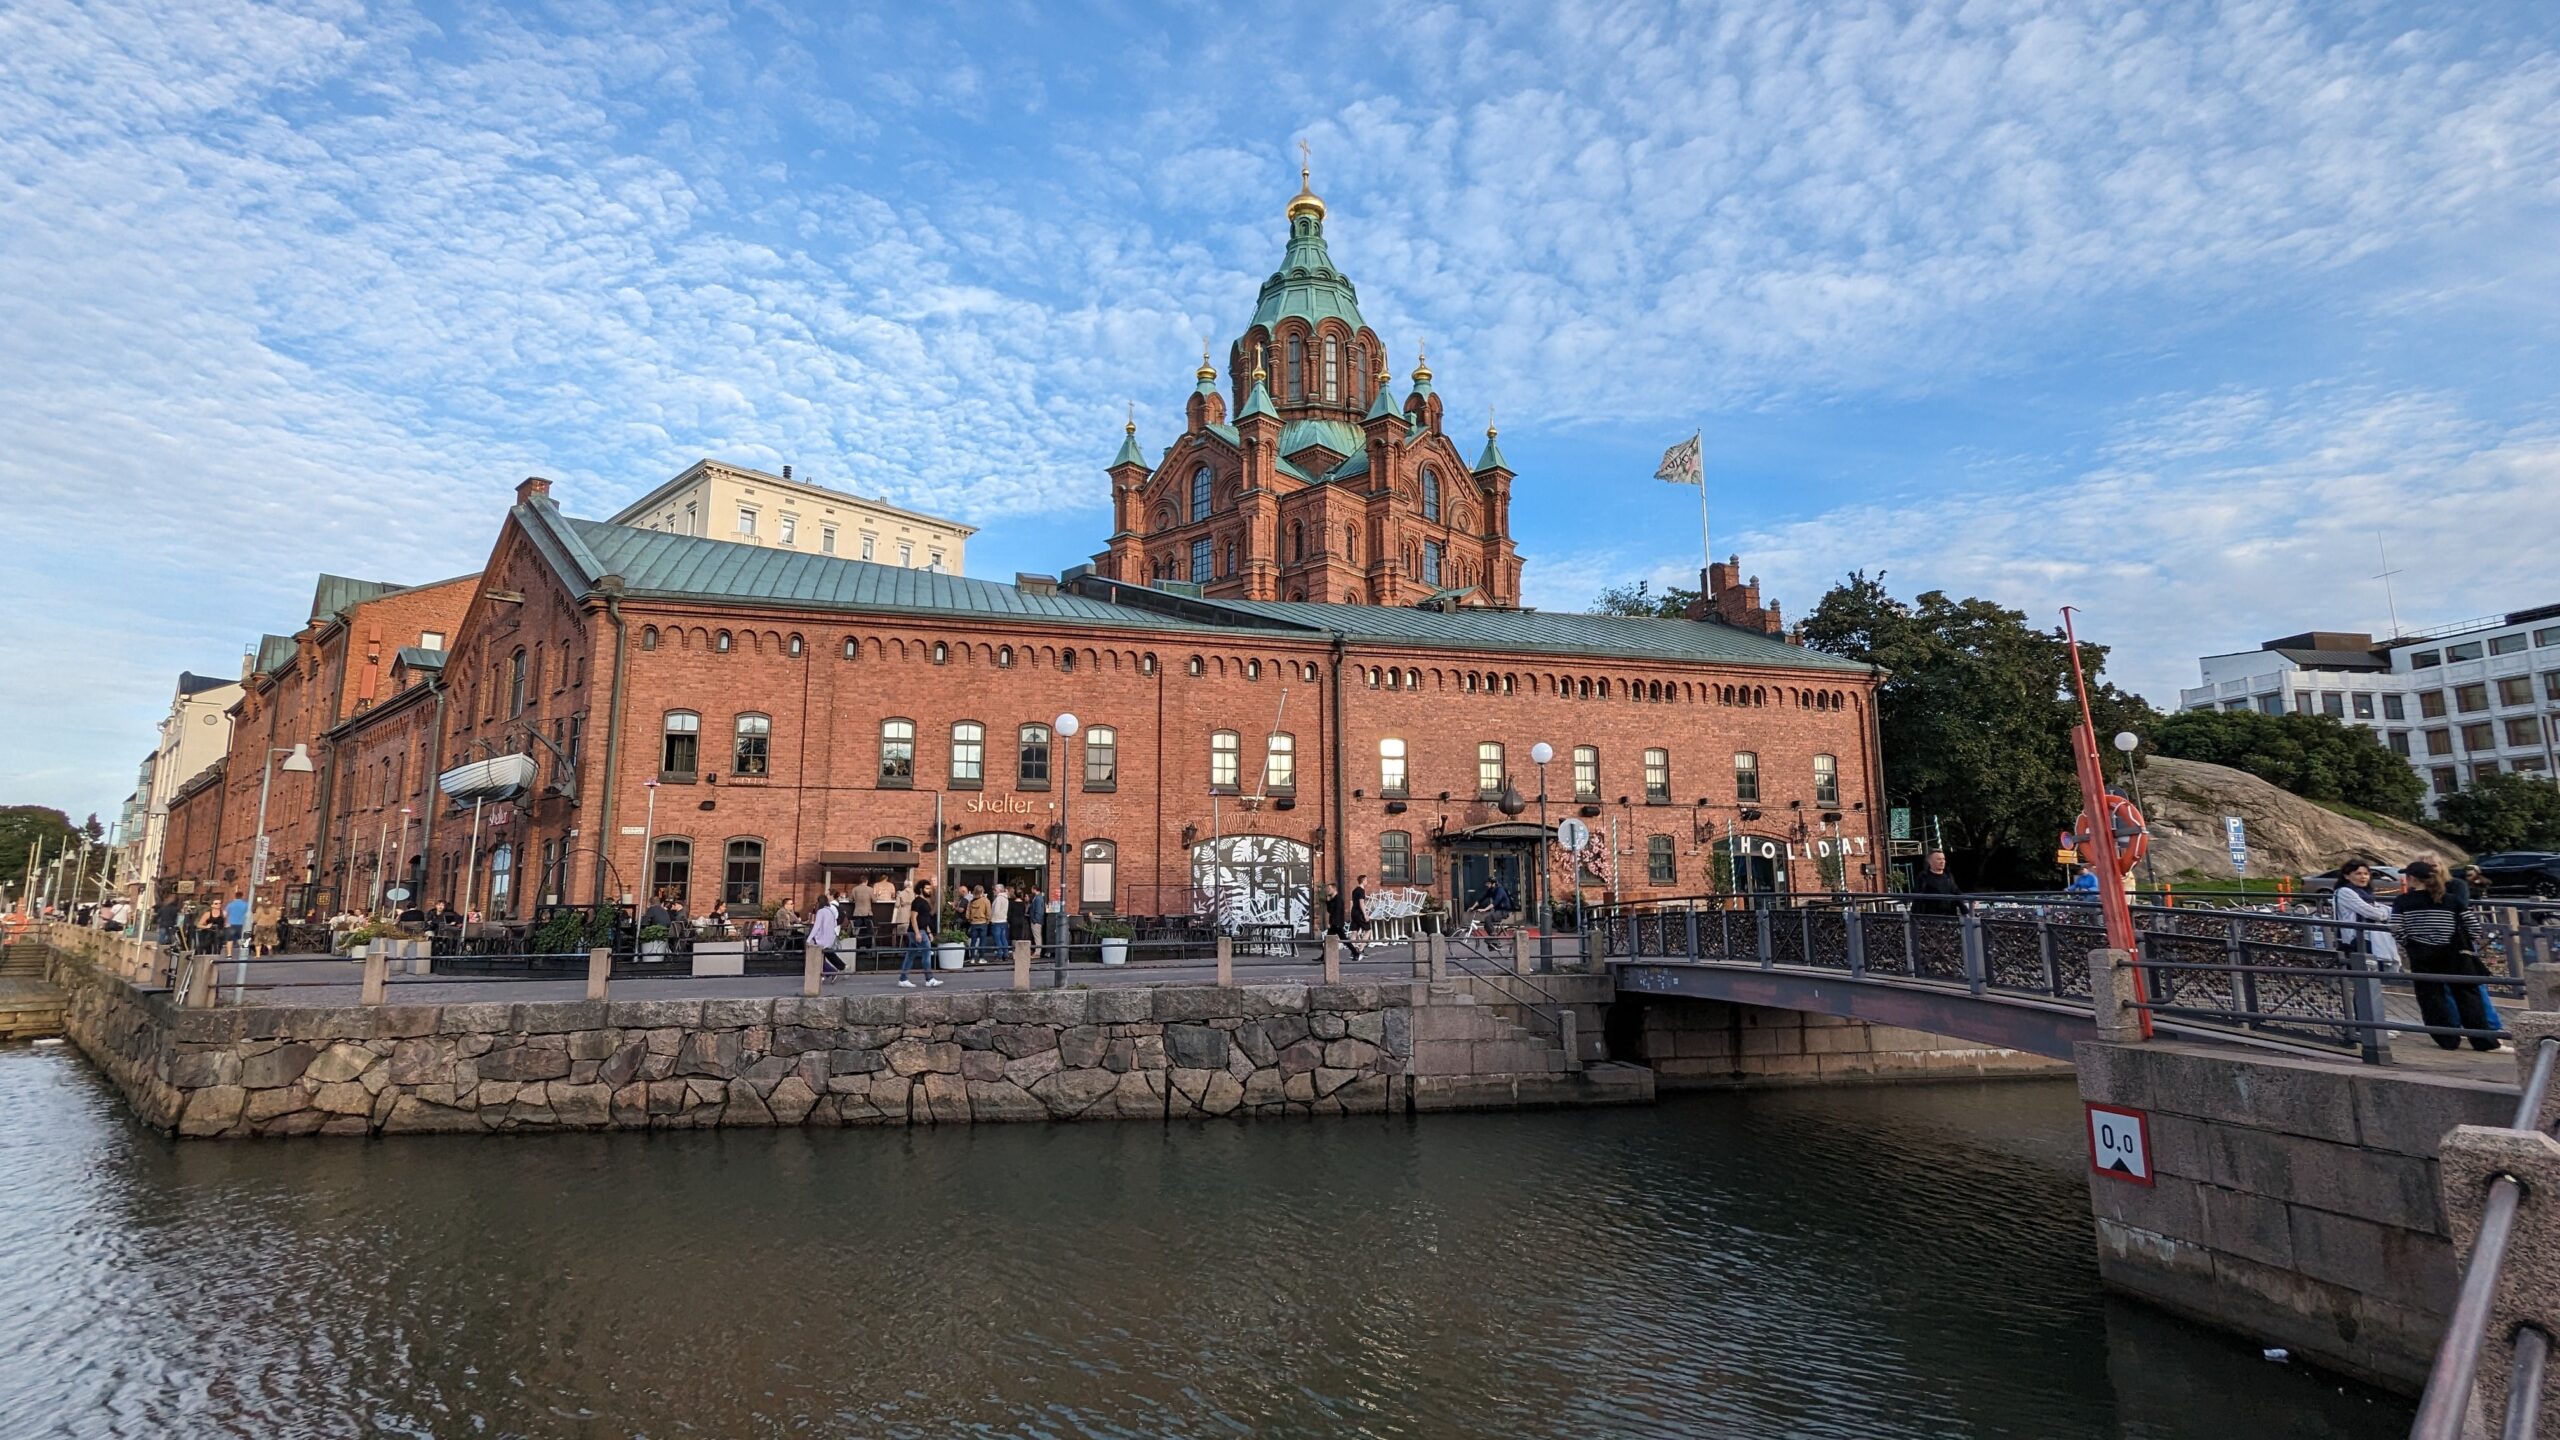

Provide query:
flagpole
left=1696, top=430, right=1711, bottom=593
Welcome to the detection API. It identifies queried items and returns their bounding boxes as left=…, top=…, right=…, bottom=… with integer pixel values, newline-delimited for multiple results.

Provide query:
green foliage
left=2433, top=772, right=2560, bottom=854
left=532, top=908, right=609, bottom=954
left=1798, top=572, right=2159, bottom=888
left=1086, top=918, right=1136, bottom=939
left=0, top=806, right=83, bottom=897
left=2150, top=708, right=2425, bottom=820
left=936, top=928, right=969, bottom=945
left=1590, top=579, right=1697, bottom=618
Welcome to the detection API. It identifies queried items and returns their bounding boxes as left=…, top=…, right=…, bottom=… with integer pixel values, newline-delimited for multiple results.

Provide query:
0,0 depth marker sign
left=2086, top=1103, right=2153, bottom=1185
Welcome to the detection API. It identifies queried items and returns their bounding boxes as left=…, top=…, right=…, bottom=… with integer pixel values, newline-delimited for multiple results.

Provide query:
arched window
left=1322, top=335, right=1339, bottom=401
left=1647, top=835, right=1676, bottom=885
left=487, top=842, right=515, bottom=916
left=1644, top=748, right=1671, bottom=803
left=1734, top=752, right=1761, bottom=804
left=1084, top=725, right=1118, bottom=790
left=1345, top=525, right=1358, bottom=561
left=786, top=633, right=803, bottom=657
left=1246, top=659, right=1261, bottom=681
left=660, top=711, right=700, bottom=778
left=1060, top=649, right=1076, bottom=673
left=1191, top=537, right=1212, bottom=583
left=1018, top=723, right=1051, bottom=789
left=1815, top=753, right=1840, bottom=807
left=508, top=648, right=528, bottom=717
left=1290, top=521, right=1304, bottom=561
left=1187, top=654, right=1204, bottom=677
left=932, top=642, right=949, bottom=665
left=1078, top=839, right=1117, bottom=912
left=843, top=636, right=859, bottom=660
left=640, top=626, right=659, bottom=651
left=997, top=645, right=1013, bottom=668
left=1421, top=468, right=1441, bottom=522
left=1191, top=465, right=1212, bottom=522
left=714, top=630, right=732, bottom=653
left=1288, top=334, right=1304, bottom=400
left=723, top=839, right=764, bottom=908
left=879, top=719, right=915, bottom=786
left=1379, top=737, right=1408, bottom=795
left=1210, top=730, right=1241, bottom=791
left=733, top=714, right=770, bottom=776
left=1224, top=541, right=1236, bottom=576
left=1265, top=732, right=1296, bottom=792
left=649, top=837, right=691, bottom=905
left=950, top=722, right=985, bottom=788
left=1350, top=344, right=1366, bottom=399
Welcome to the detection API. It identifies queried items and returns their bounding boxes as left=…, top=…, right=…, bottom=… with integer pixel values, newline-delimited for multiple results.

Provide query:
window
left=419, top=630, right=445, bottom=652
left=1647, top=835, right=1675, bottom=885
left=1084, top=726, right=1117, bottom=790
left=2389, top=731, right=2411, bottom=757
left=1421, top=467, right=1441, bottom=522
left=1266, top=732, right=1296, bottom=792
left=779, top=515, right=796, bottom=546
left=1380, top=830, right=1413, bottom=885
left=714, top=630, right=732, bottom=653
left=2425, top=728, right=2453, bottom=757
left=1323, top=335, right=1339, bottom=401
left=2256, top=695, right=2282, bottom=716
left=2411, top=650, right=2442, bottom=669
left=723, top=839, right=763, bottom=908
left=1379, top=738, right=1408, bottom=795
left=1192, top=538, right=1213, bottom=583
left=898, top=542, right=913, bottom=565
left=2293, top=691, right=2312, bottom=716
left=2505, top=718, right=2542, bottom=749
left=928, top=549, right=944, bottom=569
left=821, top=525, right=837, bottom=554
left=736, top=507, right=757, bottom=538
left=1224, top=542, right=1235, bottom=577
left=1734, top=752, right=1761, bottom=804
left=2547, top=672, right=2560, bottom=702
left=2462, top=722, right=2496, bottom=751
left=485, top=842, right=514, bottom=916
left=1288, top=335, right=1304, bottom=400
left=1814, top=753, right=1840, bottom=807
left=1422, top=541, right=1443, bottom=588
left=997, top=646, right=1014, bottom=669
left=1191, top=465, right=1212, bottom=522
left=2421, top=691, right=2448, bottom=719
left=1643, top=748, right=1670, bottom=803
left=861, top=533, right=876, bottom=560
left=1079, top=840, right=1116, bottom=911
left=950, top=723, right=985, bottom=787
left=2320, top=692, right=2344, bottom=719
left=2382, top=693, right=2406, bottom=721
left=2475, top=760, right=2504, bottom=784
left=508, top=648, right=528, bottom=716
left=1574, top=745, right=1599, bottom=802
left=2537, top=627, right=2560, bottom=648
left=647, top=838, right=690, bottom=904
left=932, top=642, right=949, bottom=665
left=2432, top=765, right=2459, bottom=794
left=683, top=501, right=697, bottom=535
left=2448, top=641, right=2486, bottom=662
left=1018, top=723, right=1051, bottom=788
left=2498, top=676, right=2534, bottom=707
left=661, top=711, right=700, bottom=777
left=1210, top=730, right=1240, bottom=791
left=2352, top=692, right=2375, bottom=720
left=733, top=715, right=770, bottom=775
left=1477, top=741, right=1505, bottom=798
left=879, top=719, right=915, bottom=786
left=2491, top=633, right=2528, bottom=656
left=2456, top=683, right=2490, bottom=713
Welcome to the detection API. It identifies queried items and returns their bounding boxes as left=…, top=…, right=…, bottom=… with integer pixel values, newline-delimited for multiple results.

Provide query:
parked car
left=2298, top=864, right=2404, bottom=899
left=2469, top=852, right=2560, bottom=899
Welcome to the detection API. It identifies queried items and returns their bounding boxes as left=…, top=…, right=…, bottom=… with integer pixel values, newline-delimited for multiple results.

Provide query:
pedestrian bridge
left=1596, top=894, right=2560, bottom=1064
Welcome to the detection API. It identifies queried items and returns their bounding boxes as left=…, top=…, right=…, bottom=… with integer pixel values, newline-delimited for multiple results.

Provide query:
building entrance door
left=1715, top=837, right=1786, bottom=896
left=943, top=833, right=1052, bottom=919
left=1455, top=849, right=1528, bottom=916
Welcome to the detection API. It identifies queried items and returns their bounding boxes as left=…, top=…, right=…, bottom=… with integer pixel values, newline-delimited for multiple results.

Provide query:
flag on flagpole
left=1654, top=432, right=1702, bottom=486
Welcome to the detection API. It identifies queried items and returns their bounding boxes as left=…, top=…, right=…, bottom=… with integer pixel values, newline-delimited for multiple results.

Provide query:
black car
left=2470, top=852, right=2560, bottom=899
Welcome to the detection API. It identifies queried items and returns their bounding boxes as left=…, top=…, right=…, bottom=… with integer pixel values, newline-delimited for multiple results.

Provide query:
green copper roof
left=1474, top=430, right=1510, bottom=473
left=1249, top=213, right=1367, bottom=332
left=1171, top=598, right=1863, bottom=671
left=1279, top=417, right=1365, bottom=461
left=1364, top=385, right=1398, bottom=421
left=1274, top=456, right=1319, bottom=484
left=254, top=634, right=298, bottom=676
left=1238, top=377, right=1279, bottom=421
left=1324, top=452, right=1371, bottom=483
left=1111, top=426, right=1146, bottom=468
left=310, top=574, right=403, bottom=624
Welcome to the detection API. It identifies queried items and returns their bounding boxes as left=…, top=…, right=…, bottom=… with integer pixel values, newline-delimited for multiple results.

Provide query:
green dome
left=1249, top=212, right=1367, bottom=332
left=1279, top=418, right=1366, bottom=460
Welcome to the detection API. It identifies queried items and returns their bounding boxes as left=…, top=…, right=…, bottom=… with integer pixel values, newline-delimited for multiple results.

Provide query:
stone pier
left=1628, top=994, right=2073, bottom=1088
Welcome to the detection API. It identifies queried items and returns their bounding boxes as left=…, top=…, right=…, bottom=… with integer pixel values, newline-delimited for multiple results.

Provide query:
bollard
left=1323, top=933, right=1341, bottom=984
left=1513, top=929, right=1533, bottom=976
left=1429, top=933, right=1447, bottom=985
left=582, top=946, right=609, bottom=1001
left=1216, top=935, right=1234, bottom=987
left=1012, top=939, right=1032, bottom=991
left=2087, top=948, right=2140, bottom=1043
left=1559, top=1008, right=1584, bottom=1073
left=361, top=950, right=390, bottom=1005
left=2529, top=965, right=2560, bottom=1015
left=182, top=956, right=215, bottom=1009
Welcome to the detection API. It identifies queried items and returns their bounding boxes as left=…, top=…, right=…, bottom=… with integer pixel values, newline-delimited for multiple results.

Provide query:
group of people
left=799, top=874, right=1059, bottom=988
left=2329, top=856, right=2507, bottom=1052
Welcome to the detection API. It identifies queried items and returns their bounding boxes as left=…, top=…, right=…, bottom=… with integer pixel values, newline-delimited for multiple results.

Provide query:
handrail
left=2411, top=1035, right=2560, bottom=1439
left=1436, top=935, right=1572, bottom=1043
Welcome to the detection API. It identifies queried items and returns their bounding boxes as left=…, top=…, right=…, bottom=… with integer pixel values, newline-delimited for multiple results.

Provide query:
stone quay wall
left=2075, top=1039, right=2516, bottom=1394
left=50, top=956, right=1425, bottom=1138
left=1632, top=995, right=2073, bottom=1088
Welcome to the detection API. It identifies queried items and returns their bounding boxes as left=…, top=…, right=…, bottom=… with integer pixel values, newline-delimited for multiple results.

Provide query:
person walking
left=1326, top=883, right=1361, bottom=961
left=222, top=891, right=249, bottom=955
left=2329, top=860, right=2399, bottom=967
left=1349, top=874, right=1372, bottom=945
left=1911, top=851, right=1965, bottom=916
left=2393, top=858, right=2500, bottom=1051
left=899, top=882, right=942, bottom=987
left=807, top=891, right=843, bottom=977
left=195, top=905, right=224, bottom=955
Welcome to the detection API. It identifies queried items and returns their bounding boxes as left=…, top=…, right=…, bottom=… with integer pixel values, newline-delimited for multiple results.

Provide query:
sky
left=3, top=0, right=2557, bottom=825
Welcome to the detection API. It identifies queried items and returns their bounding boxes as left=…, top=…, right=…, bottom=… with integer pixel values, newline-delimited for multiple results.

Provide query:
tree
left=1798, top=572, right=2159, bottom=887
left=2149, top=709, right=2426, bottom=820
left=82, top=813, right=104, bottom=841
left=2433, top=773, right=2560, bottom=854
left=0, top=805, right=83, bottom=899
left=1590, top=579, right=1697, bottom=618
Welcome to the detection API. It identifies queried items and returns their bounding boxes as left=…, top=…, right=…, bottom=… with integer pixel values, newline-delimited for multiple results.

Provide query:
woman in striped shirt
left=2392, top=859, right=2502, bottom=1052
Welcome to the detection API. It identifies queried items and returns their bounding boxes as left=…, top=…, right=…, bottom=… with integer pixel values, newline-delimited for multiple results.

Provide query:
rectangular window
left=2256, top=695, right=2282, bottom=716
left=1379, top=738, right=1407, bottom=796
left=1191, top=538, right=1213, bottom=583
left=2506, top=718, right=2543, bottom=749
left=2547, top=672, right=2560, bottom=702
left=2388, top=730, right=2410, bottom=757
left=1814, top=753, right=1840, bottom=807
left=1084, top=726, right=1117, bottom=790
left=2411, top=650, right=2442, bottom=669
left=419, top=630, right=445, bottom=651
left=861, top=533, right=877, bottom=560
left=1476, top=741, right=1505, bottom=798
left=2320, top=692, right=2344, bottom=718
left=2432, top=765, right=2460, bottom=794
left=736, top=507, right=757, bottom=537
left=2425, top=728, right=2453, bottom=757
left=2474, top=760, right=2504, bottom=783
left=660, top=712, right=699, bottom=778
left=733, top=715, right=770, bottom=776
left=950, top=723, right=984, bottom=787
left=650, top=839, right=690, bottom=906
left=897, top=542, right=914, bottom=565
left=1018, top=724, right=1051, bottom=788
left=2381, top=693, right=2406, bottom=720
left=820, top=526, right=836, bottom=554
left=1643, top=748, right=1670, bottom=803
left=2293, top=691, right=2312, bottom=716
left=929, top=549, right=944, bottom=569
left=1647, top=835, right=1675, bottom=886
left=879, top=720, right=915, bottom=786
left=2462, top=721, right=2497, bottom=751
left=2490, top=633, right=2528, bottom=656
left=1265, top=733, right=1295, bottom=792
left=2351, top=693, right=2375, bottom=719
left=1573, top=745, right=1598, bottom=802
left=1733, top=752, right=1760, bottom=803
left=2498, top=676, right=2533, bottom=707
left=1422, top=541, right=1444, bottom=588
left=1380, top=831, right=1412, bottom=885
left=1210, top=731, right=1240, bottom=791
left=2519, top=755, right=2552, bottom=773
left=2421, top=691, right=2448, bottom=719
left=2448, top=641, right=2486, bottom=662
left=779, top=515, right=796, bottom=546
left=684, top=502, right=697, bottom=535
left=2457, top=683, right=2490, bottom=713
left=2537, top=627, right=2560, bottom=648
left=723, top=840, right=763, bottom=909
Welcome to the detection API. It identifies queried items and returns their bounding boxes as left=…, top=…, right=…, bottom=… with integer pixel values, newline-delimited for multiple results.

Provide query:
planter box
left=935, top=943, right=965, bottom=971
left=1099, top=938, right=1130, bottom=966
left=638, top=939, right=671, bottom=963
left=692, top=939, right=746, bottom=978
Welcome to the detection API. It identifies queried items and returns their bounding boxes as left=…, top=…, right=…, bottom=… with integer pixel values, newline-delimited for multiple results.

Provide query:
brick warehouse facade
left=148, top=176, right=1889, bottom=927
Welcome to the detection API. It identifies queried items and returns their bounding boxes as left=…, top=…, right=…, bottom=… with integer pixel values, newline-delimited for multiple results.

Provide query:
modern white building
left=2180, top=605, right=2560, bottom=812
left=131, top=671, right=244, bottom=914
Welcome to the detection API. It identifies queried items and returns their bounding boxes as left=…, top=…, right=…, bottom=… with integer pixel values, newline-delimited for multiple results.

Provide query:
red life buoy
left=2074, top=794, right=2149, bottom=874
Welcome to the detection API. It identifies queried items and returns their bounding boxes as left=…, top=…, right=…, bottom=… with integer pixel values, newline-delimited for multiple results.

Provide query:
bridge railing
left=1591, top=892, right=2560, bottom=1063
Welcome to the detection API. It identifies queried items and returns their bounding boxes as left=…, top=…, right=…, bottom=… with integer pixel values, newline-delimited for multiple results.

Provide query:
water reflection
left=0, top=1049, right=2406, bottom=1438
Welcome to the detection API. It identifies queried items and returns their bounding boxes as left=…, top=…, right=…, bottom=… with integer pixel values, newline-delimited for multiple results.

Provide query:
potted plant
left=341, top=919, right=395, bottom=960
left=638, top=923, right=672, bottom=962
left=1089, top=917, right=1135, bottom=966
left=532, top=909, right=592, bottom=957
left=935, top=927, right=968, bottom=971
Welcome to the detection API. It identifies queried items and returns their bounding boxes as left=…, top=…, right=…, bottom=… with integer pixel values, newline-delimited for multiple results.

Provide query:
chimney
left=515, top=475, right=552, bottom=505
left=782, top=465, right=793, bottom=481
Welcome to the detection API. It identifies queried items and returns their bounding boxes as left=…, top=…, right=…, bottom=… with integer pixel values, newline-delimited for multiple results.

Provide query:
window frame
left=1646, top=835, right=1675, bottom=885
left=722, top=838, right=764, bottom=909
left=1476, top=741, right=1505, bottom=799
left=1814, top=753, right=1840, bottom=807
left=1733, top=751, right=1760, bottom=804
left=878, top=718, right=916, bottom=788
left=732, top=713, right=771, bottom=776
left=1017, top=722, right=1053, bottom=790
left=1573, top=745, right=1599, bottom=802
left=1191, top=465, right=1213, bottom=523
left=1083, top=725, right=1118, bottom=791
left=1380, top=830, right=1413, bottom=885
left=1379, top=737, right=1408, bottom=797
left=660, top=710, right=701, bottom=780
left=1209, top=730, right=1241, bottom=793
left=949, top=721, right=986, bottom=789
left=1643, top=748, right=1670, bottom=804
left=1265, top=731, right=1297, bottom=793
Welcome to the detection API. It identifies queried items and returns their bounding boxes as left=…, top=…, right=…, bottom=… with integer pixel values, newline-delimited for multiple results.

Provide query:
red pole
left=2061, top=608, right=2152, bottom=1039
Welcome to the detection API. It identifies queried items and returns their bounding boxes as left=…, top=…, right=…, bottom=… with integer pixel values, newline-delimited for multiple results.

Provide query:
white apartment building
left=609, top=459, right=976, bottom=574
left=2180, top=605, right=2560, bottom=812
left=131, top=671, right=243, bottom=912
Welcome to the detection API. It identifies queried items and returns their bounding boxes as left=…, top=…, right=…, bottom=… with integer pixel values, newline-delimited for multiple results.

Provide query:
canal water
left=0, top=1047, right=2408, bottom=1438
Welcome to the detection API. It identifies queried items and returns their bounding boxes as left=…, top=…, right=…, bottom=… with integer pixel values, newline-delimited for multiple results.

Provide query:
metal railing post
left=1845, top=905, right=1865, bottom=978
left=2037, top=916, right=2058, bottom=997
left=1684, top=907, right=1700, bottom=962
left=2346, top=946, right=2389, bottom=1065
left=1960, top=913, right=1986, bottom=996
left=1756, top=908, right=1773, bottom=970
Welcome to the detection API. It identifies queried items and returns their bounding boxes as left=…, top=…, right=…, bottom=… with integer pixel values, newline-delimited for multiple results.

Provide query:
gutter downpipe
left=1328, top=631, right=1349, bottom=909
left=591, top=580, right=629, bottom=908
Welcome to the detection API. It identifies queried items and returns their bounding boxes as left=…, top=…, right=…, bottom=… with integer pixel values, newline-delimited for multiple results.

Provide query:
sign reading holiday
left=2086, top=1103, right=2153, bottom=1185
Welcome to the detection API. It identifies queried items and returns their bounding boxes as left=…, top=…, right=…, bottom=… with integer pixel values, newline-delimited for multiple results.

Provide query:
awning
left=438, top=753, right=538, bottom=802
left=818, top=849, right=920, bottom=870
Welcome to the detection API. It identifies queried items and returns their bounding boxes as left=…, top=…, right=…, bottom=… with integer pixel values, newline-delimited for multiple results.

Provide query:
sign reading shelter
left=2086, top=1103, right=2153, bottom=1185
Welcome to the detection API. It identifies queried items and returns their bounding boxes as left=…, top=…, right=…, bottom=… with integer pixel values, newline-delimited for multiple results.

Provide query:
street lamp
left=2112, top=731, right=2160, bottom=898
left=236, top=742, right=315, bottom=998
left=638, top=777, right=661, bottom=907
left=1529, top=741, right=1554, bottom=966
left=1051, top=712, right=1079, bottom=988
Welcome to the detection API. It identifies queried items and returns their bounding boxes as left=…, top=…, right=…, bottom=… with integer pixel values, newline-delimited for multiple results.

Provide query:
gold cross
left=1297, top=138, right=1311, bottom=182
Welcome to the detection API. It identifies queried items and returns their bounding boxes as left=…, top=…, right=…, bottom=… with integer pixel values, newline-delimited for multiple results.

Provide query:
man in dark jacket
left=1911, top=851, right=1965, bottom=916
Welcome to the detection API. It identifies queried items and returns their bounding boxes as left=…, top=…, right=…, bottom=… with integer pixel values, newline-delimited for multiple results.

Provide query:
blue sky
left=4, top=0, right=2558, bottom=824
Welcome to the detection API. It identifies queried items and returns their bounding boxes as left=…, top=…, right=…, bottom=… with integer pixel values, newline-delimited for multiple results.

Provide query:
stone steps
left=1408, top=988, right=1576, bottom=1077
left=0, top=946, right=49, bottom=980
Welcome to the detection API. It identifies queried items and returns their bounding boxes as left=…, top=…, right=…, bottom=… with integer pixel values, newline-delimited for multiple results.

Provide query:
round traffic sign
left=1555, top=817, right=1591, bottom=851
left=385, top=887, right=411, bottom=902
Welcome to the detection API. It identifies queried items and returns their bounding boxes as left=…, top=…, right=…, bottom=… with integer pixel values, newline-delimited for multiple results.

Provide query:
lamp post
left=2112, top=731, right=2160, bottom=898
left=638, top=778, right=661, bottom=906
left=238, top=742, right=315, bottom=999
left=1052, top=712, right=1079, bottom=988
left=1529, top=741, right=1554, bottom=966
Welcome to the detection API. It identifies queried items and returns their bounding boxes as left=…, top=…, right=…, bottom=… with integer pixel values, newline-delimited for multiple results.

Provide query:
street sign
left=2224, top=816, right=2248, bottom=876
left=2087, top=1103, right=2153, bottom=1185
left=1889, top=807, right=1911, bottom=841
left=385, top=887, right=411, bottom=903
left=1555, top=817, right=1591, bottom=851
left=251, top=835, right=270, bottom=875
